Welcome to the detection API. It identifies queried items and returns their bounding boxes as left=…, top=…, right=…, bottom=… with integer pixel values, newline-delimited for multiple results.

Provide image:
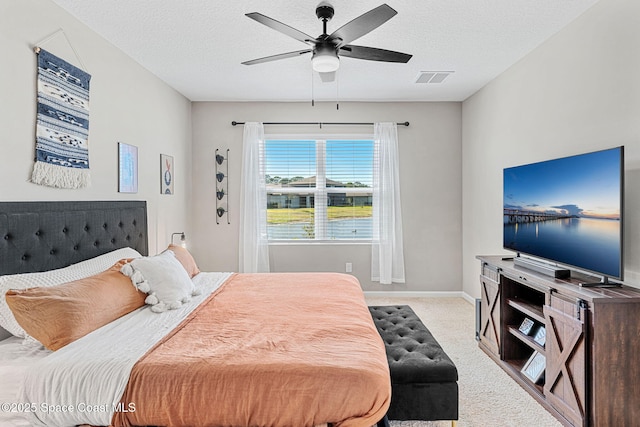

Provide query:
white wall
left=0, top=0, right=193, bottom=254
left=191, top=101, right=462, bottom=292
left=462, top=0, right=640, bottom=298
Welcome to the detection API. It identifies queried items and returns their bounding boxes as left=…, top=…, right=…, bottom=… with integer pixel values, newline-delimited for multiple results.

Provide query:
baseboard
left=461, top=292, right=475, bottom=305
left=364, top=291, right=465, bottom=298
left=364, top=291, right=476, bottom=305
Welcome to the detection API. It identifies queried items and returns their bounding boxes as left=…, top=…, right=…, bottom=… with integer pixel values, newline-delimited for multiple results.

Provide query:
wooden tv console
left=476, top=256, right=640, bottom=427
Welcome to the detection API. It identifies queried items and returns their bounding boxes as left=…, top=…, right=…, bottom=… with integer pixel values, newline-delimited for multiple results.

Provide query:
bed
left=0, top=201, right=390, bottom=427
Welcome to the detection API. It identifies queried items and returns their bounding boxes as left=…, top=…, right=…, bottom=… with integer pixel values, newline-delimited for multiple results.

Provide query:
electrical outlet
left=346, top=262, right=353, bottom=273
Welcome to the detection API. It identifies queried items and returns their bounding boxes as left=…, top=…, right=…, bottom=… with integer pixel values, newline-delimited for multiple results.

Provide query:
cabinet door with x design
left=479, top=263, right=501, bottom=358
left=543, top=294, right=587, bottom=427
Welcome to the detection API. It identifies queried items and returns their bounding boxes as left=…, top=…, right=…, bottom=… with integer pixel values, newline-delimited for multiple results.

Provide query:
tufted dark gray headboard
left=0, top=201, right=148, bottom=275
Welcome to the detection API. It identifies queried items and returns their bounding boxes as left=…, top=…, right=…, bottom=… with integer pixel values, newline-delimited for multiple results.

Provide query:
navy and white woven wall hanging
left=32, top=48, right=91, bottom=189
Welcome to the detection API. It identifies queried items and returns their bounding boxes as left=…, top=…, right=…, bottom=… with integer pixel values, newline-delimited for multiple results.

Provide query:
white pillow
left=0, top=247, right=142, bottom=338
left=120, top=250, right=200, bottom=313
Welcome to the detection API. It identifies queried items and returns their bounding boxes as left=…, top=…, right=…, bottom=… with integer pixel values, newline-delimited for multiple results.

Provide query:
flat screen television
left=503, top=146, right=624, bottom=280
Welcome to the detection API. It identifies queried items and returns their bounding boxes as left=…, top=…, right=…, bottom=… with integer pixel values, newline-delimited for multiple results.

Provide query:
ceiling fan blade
left=319, top=71, right=336, bottom=83
left=328, top=4, right=397, bottom=47
left=245, top=12, right=316, bottom=45
left=339, top=45, right=412, bottom=63
left=242, top=49, right=312, bottom=65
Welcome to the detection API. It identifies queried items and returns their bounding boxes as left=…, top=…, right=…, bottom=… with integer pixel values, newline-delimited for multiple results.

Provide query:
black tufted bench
left=369, top=305, right=458, bottom=426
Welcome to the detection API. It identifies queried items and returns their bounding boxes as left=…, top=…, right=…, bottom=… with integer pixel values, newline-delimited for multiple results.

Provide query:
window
left=265, top=137, right=374, bottom=241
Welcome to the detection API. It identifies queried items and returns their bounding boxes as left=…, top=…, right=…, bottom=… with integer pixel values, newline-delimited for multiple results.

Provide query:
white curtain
left=372, top=122, right=405, bottom=284
left=239, top=122, right=270, bottom=273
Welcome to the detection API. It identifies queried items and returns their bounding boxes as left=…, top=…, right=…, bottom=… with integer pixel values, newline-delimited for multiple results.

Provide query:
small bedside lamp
left=171, top=232, right=186, bottom=248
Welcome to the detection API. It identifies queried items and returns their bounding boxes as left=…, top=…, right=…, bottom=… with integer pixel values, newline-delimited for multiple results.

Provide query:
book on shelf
left=518, top=317, right=535, bottom=335
left=521, top=351, right=545, bottom=384
left=533, top=325, right=546, bottom=346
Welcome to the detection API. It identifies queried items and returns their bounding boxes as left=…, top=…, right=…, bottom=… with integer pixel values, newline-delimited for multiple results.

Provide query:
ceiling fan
left=242, top=2, right=412, bottom=82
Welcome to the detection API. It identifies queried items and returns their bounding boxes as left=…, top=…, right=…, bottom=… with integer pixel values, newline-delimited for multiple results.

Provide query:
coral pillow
left=0, top=247, right=142, bottom=338
left=5, top=259, right=146, bottom=351
left=121, top=250, right=199, bottom=313
left=167, top=244, right=200, bottom=278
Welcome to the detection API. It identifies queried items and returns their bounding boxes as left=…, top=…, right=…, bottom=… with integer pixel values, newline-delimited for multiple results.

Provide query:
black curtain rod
left=231, top=121, right=409, bottom=127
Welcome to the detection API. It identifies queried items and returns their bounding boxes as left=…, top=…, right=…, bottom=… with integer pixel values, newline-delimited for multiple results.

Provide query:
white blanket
left=0, top=337, right=50, bottom=427
left=19, top=272, right=231, bottom=427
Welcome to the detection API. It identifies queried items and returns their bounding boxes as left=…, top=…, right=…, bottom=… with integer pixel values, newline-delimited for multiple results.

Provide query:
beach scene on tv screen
left=503, top=148, right=621, bottom=278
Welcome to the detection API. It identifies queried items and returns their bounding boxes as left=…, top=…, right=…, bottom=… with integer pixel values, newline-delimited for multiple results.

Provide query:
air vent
left=415, top=71, right=454, bottom=84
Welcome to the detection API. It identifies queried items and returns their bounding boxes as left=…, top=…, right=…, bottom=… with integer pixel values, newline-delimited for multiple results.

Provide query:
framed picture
left=518, top=317, right=535, bottom=335
left=160, top=154, right=174, bottom=195
left=533, top=325, right=546, bottom=346
left=521, top=351, right=546, bottom=384
left=118, top=142, right=138, bottom=193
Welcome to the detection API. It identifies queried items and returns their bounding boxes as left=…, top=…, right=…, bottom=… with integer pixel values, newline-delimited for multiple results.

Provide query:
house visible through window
left=265, top=138, right=374, bottom=241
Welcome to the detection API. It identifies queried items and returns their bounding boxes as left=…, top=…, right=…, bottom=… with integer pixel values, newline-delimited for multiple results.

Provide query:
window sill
left=268, top=240, right=372, bottom=246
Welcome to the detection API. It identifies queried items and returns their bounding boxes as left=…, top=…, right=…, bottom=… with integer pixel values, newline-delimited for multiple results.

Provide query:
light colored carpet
left=365, top=296, right=563, bottom=427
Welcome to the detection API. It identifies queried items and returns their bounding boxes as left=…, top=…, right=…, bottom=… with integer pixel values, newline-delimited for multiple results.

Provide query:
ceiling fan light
left=312, top=53, right=340, bottom=73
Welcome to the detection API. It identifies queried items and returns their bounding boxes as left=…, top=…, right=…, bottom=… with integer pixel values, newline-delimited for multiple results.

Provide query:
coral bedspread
left=112, top=273, right=391, bottom=427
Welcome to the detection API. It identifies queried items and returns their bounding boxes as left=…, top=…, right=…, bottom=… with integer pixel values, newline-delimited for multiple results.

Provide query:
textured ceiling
left=51, top=0, right=599, bottom=102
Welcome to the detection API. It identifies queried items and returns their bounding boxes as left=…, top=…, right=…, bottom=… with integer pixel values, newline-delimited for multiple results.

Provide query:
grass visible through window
left=267, top=206, right=372, bottom=224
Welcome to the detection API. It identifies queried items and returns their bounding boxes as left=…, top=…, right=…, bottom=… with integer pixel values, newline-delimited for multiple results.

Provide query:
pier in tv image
left=503, top=146, right=623, bottom=279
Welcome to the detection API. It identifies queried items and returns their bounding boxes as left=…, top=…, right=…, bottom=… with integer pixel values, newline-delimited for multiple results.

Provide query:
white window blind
left=265, top=138, right=374, bottom=241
